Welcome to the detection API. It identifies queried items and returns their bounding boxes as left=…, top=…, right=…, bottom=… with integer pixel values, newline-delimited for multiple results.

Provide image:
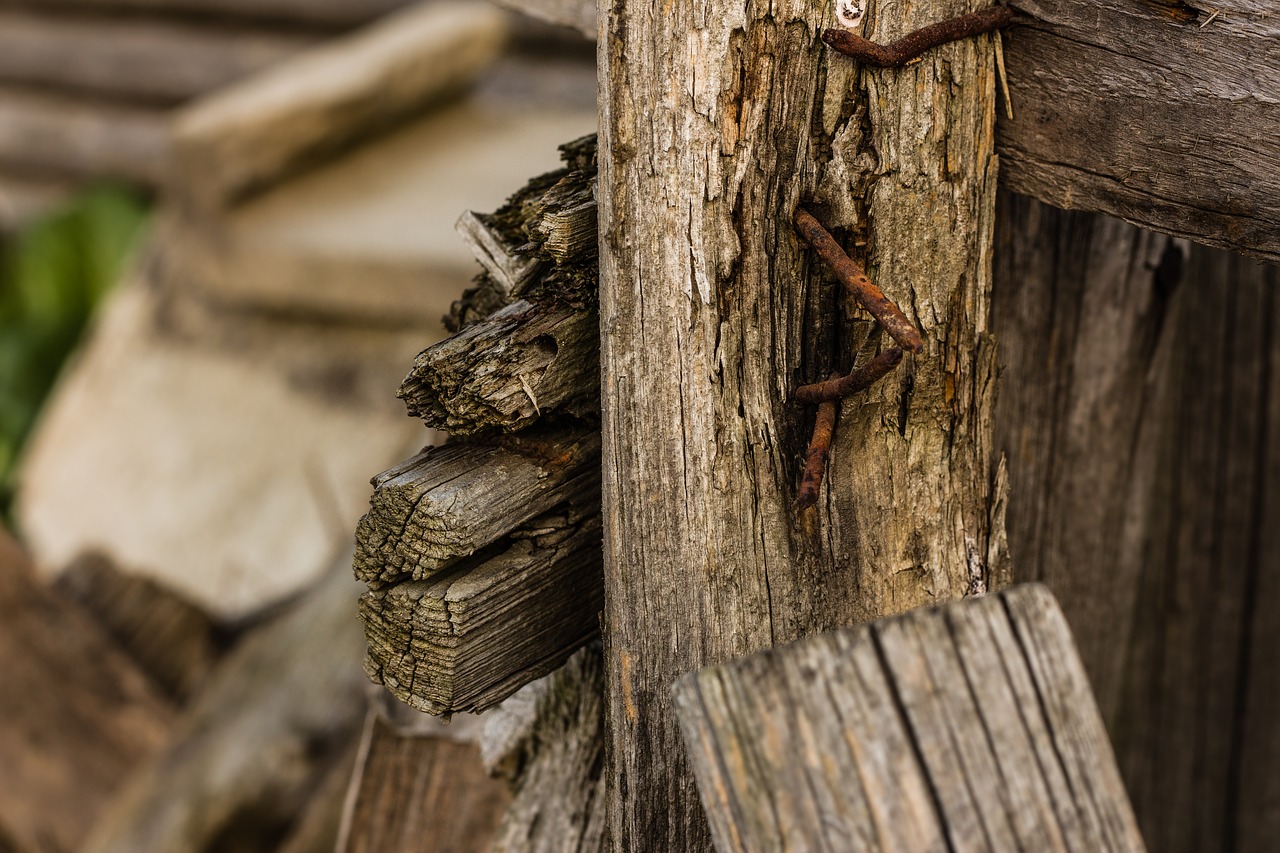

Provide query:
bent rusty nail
left=796, top=378, right=839, bottom=509
left=796, top=347, right=904, bottom=404
left=794, top=207, right=924, bottom=353
left=823, top=5, right=1017, bottom=68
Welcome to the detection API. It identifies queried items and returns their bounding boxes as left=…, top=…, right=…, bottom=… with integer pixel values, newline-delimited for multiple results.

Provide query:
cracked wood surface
left=360, top=500, right=603, bottom=715
left=998, top=0, right=1280, bottom=261
left=352, top=425, right=600, bottom=587
left=993, top=191, right=1280, bottom=853
left=673, top=585, right=1147, bottom=853
left=398, top=298, right=599, bottom=434
left=599, top=0, right=1002, bottom=845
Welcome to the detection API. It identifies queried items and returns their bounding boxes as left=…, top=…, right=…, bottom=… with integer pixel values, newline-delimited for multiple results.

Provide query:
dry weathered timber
left=80, top=564, right=368, bottom=853
left=673, top=585, right=1147, bottom=853
left=277, top=739, right=361, bottom=853
left=335, top=711, right=510, bottom=853
left=487, top=646, right=607, bottom=853
left=598, top=0, right=1002, bottom=843
left=55, top=551, right=222, bottom=701
left=171, top=0, right=508, bottom=213
left=991, top=192, right=1280, bottom=853
left=353, top=425, right=599, bottom=587
left=0, top=88, right=169, bottom=183
left=0, top=0, right=410, bottom=27
left=998, top=0, right=1280, bottom=261
left=0, top=531, right=175, bottom=853
left=398, top=297, right=599, bottom=433
left=361, top=503, right=603, bottom=715
left=0, top=12, right=315, bottom=104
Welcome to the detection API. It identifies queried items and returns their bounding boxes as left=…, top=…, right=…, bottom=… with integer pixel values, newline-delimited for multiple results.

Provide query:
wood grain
left=360, top=503, right=603, bottom=715
left=398, top=297, right=599, bottom=434
left=353, top=426, right=600, bottom=587
left=998, top=0, right=1280, bottom=261
left=598, top=0, right=1003, bottom=843
left=674, top=585, right=1147, bottom=853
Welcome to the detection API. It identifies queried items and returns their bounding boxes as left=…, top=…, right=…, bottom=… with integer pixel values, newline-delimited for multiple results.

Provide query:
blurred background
left=0, top=1, right=595, bottom=849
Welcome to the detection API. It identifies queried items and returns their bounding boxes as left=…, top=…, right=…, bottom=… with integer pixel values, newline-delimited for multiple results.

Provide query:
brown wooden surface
left=398, top=297, right=599, bottom=434
left=361, top=503, right=603, bottom=715
left=337, top=713, right=510, bottom=853
left=998, top=0, right=1280, bottom=262
left=0, top=11, right=314, bottom=104
left=992, top=190, right=1280, bottom=852
left=0, top=531, right=175, bottom=853
left=598, top=0, right=1004, bottom=843
left=675, top=585, right=1146, bottom=852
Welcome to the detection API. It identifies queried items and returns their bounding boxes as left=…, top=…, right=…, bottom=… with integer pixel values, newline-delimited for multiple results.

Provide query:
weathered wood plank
left=335, top=711, right=510, bottom=853
left=171, top=0, right=508, bottom=212
left=80, top=564, right=368, bottom=853
left=0, top=12, right=315, bottom=104
left=353, top=426, right=599, bottom=587
left=0, top=88, right=169, bottom=183
left=598, top=0, right=1003, bottom=842
left=487, top=645, right=607, bottom=853
left=360, top=501, right=603, bottom=715
left=455, top=210, right=545, bottom=297
left=999, top=0, right=1280, bottom=261
left=674, top=585, right=1147, bottom=853
left=0, top=0, right=410, bottom=27
left=0, top=531, right=175, bottom=853
left=992, top=192, right=1280, bottom=853
left=398, top=297, right=599, bottom=434
left=489, top=0, right=595, bottom=39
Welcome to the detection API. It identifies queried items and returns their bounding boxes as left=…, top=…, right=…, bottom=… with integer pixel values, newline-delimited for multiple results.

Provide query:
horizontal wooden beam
left=353, top=426, right=600, bottom=587
left=998, top=0, right=1279, bottom=260
left=674, top=585, right=1147, bottom=852
left=398, top=297, right=599, bottom=435
left=361, top=503, right=602, bottom=715
left=0, top=12, right=315, bottom=104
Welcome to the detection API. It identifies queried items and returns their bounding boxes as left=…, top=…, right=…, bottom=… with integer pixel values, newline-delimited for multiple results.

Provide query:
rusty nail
left=796, top=347, right=904, bottom=404
left=794, top=207, right=924, bottom=353
left=796, top=377, right=839, bottom=509
left=822, top=5, right=1017, bottom=68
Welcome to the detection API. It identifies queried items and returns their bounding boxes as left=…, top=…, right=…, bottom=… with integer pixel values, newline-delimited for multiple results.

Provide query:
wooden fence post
left=674, top=584, right=1147, bottom=852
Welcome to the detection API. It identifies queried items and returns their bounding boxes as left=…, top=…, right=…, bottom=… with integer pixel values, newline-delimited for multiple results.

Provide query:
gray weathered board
left=518, top=0, right=1279, bottom=260
left=674, top=584, right=1147, bottom=853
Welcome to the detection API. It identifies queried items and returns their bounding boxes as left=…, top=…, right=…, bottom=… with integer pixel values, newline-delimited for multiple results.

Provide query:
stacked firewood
left=356, top=135, right=604, bottom=718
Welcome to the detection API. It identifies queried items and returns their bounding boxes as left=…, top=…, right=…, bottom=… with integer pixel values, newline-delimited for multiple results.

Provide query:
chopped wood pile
left=355, top=134, right=604, bottom=718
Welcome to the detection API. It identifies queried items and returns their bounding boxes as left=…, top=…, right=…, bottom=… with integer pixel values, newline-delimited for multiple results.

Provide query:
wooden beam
left=398, top=298, right=599, bottom=435
left=170, top=0, right=508, bottom=212
left=353, top=426, right=600, bottom=588
left=598, top=0, right=1003, bottom=843
left=0, top=12, right=315, bottom=104
left=674, top=585, right=1147, bottom=852
left=998, top=0, right=1280, bottom=261
left=360, top=502, right=603, bottom=715
left=0, top=88, right=169, bottom=184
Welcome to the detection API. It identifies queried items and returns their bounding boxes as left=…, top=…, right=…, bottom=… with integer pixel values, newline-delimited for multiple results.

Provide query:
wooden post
left=673, top=584, right=1147, bottom=852
left=598, top=0, right=1003, bottom=844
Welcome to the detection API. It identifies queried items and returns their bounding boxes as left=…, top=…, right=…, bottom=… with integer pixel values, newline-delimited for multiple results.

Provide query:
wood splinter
left=794, top=207, right=924, bottom=353
left=822, top=5, right=1017, bottom=68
